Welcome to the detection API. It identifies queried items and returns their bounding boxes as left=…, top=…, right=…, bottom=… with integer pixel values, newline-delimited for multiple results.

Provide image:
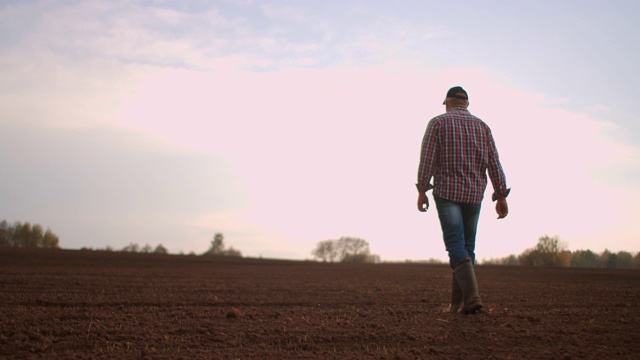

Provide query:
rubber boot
left=448, top=272, right=463, bottom=313
left=453, top=259, right=483, bottom=314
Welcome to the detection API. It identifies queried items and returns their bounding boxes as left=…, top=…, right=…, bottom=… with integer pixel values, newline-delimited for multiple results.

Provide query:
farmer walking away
left=416, top=86, right=510, bottom=314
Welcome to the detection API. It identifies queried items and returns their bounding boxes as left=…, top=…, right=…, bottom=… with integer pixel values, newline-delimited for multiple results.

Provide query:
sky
left=1, top=0, right=639, bottom=261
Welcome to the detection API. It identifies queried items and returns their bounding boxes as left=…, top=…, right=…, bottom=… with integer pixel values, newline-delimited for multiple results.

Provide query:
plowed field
left=1, top=249, right=638, bottom=359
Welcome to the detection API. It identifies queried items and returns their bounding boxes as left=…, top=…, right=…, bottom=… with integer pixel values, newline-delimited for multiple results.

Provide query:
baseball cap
left=443, top=86, right=468, bottom=104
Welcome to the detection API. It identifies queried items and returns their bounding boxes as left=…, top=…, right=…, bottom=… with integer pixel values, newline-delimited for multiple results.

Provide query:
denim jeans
left=434, top=195, right=482, bottom=268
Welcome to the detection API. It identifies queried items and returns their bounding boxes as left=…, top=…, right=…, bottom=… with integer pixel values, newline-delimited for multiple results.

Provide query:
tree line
left=118, top=242, right=169, bottom=254
left=482, top=235, right=640, bottom=268
left=81, top=232, right=241, bottom=257
left=0, top=220, right=60, bottom=249
left=4, top=219, right=634, bottom=268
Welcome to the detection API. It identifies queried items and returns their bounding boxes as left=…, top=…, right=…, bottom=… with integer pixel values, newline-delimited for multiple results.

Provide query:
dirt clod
left=226, top=307, right=243, bottom=318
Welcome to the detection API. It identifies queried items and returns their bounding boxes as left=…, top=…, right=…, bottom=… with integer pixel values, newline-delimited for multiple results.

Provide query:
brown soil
left=1, top=249, right=638, bottom=359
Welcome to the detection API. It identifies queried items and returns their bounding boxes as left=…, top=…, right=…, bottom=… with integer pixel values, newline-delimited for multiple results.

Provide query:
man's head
left=443, top=86, right=469, bottom=109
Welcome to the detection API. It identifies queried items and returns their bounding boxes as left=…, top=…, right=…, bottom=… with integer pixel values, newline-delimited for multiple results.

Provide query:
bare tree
left=337, top=237, right=370, bottom=261
left=311, top=240, right=337, bottom=262
left=311, top=237, right=379, bottom=263
left=518, top=235, right=568, bottom=266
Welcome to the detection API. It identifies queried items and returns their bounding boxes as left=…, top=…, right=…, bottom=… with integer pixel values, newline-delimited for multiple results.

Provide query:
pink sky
left=111, top=63, right=640, bottom=260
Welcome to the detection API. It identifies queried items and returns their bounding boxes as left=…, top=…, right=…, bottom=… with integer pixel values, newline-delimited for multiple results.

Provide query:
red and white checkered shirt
left=417, top=107, right=510, bottom=204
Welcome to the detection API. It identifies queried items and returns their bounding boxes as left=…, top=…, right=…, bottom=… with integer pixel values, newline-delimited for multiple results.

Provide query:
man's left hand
left=417, top=192, right=429, bottom=212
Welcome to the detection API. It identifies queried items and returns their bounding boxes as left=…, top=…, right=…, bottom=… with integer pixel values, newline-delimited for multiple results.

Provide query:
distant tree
left=14, top=222, right=32, bottom=248
left=153, top=243, right=168, bottom=254
left=141, top=243, right=153, bottom=253
left=223, top=247, right=242, bottom=257
left=600, top=249, right=619, bottom=269
left=518, top=235, right=568, bottom=267
left=615, top=251, right=634, bottom=268
left=311, top=237, right=379, bottom=263
left=204, top=233, right=225, bottom=255
left=0, top=220, right=11, bottom=247
left=336, top=237, right=369, bottom=262
left=311, top=240, right=337, bottom=262
left=503, top=254, right=519, bottom=266
left=203, top=233, right=242, bottom=257
left=42, top=229, right=60, bottom=249
left=122, top=242, right=140, bottom=252
left=517, top=248, right=538, bottom=266
left=29, top=224, right=44, bottom=247
left=557, top=250, right=572, bottom=267
left=535, top=235, right=564, bottom=253
left=570, top=250, right=600, bottom=268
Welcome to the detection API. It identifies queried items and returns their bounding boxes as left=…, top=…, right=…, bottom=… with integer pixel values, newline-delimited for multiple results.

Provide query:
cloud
left=0, top=121, right=246, bottom=252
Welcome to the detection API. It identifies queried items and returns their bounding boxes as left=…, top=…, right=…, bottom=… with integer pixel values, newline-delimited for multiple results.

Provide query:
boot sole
left=462, top=303, right=483, bottom=315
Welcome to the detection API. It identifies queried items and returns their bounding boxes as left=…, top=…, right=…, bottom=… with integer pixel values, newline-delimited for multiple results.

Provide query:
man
left=416, top=86, right=510, bottom=314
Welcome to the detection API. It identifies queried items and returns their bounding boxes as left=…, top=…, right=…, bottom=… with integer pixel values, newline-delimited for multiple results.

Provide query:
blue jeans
left=434, top=195, right=482, bottom=268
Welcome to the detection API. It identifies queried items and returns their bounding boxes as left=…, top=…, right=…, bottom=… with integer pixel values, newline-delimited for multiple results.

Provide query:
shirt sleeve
left=486, top=127, right=511, bottom=201
left=416, top=119, right=438, bottom=193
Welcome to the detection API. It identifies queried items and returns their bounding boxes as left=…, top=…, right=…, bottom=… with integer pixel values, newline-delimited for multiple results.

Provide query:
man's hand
left=417, top=192, right=429, bottom=212
left=496, top=198, right=509, bottom=219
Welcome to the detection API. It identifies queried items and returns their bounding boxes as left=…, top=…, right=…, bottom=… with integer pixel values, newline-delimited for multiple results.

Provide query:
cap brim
left=444, top=95, right=468, bottom=104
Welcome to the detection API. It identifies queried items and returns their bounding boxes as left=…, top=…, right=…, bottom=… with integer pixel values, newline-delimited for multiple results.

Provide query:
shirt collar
left=447, top=106, right=469, bottom=113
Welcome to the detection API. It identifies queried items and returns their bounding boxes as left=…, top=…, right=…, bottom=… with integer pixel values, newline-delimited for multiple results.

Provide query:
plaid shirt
left=417, top=107, right=510, bottom=204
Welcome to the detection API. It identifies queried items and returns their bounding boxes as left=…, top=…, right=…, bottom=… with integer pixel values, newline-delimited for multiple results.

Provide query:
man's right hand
left=496, top=198, right=509, bottom=219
